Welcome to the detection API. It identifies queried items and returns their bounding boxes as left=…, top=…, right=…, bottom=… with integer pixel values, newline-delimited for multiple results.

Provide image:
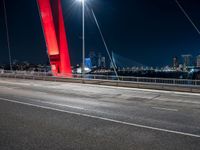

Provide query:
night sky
left=1, top=0, right=200, bottom=67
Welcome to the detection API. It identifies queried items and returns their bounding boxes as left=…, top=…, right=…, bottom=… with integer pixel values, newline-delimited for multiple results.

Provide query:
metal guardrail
left=0, top=70, right=200, bottom=87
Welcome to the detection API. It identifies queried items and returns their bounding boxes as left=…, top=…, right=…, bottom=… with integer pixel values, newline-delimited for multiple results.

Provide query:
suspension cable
left=3, top=0, right=12, bottom=70
left=175, top=0, right=200, bottom=35
left=90, top=9, right=119, bottom=80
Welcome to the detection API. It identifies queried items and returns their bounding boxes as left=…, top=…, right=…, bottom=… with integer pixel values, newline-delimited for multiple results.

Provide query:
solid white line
left=0, top=97, right=199, bottom=138
left=152, top=107, right=178, bottom=112
left=0, top=80, right=29, bottom=86
left=94, top=84, right=200, bottom=96
left=154, top=97, right=200, bottom=105
left=38, top=101, right=85, bottom=110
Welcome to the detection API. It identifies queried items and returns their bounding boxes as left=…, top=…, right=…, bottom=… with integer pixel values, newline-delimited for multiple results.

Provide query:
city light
left=77, top=0, right=85, bottom=3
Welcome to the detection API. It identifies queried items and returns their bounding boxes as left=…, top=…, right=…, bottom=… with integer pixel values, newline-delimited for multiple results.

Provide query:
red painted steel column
left=37, top=0, right=72, bottom=77
left=57, top=0, right=72, bottom=75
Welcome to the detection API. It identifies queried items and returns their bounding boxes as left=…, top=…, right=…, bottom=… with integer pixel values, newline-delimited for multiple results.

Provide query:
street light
left=77, top=0, right=85, bottom=77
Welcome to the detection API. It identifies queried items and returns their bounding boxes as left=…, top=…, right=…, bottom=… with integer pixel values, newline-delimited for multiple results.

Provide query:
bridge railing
left=0, top=70, right=200, bottom=87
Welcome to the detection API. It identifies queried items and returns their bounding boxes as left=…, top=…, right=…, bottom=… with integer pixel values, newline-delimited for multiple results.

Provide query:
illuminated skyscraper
left=89, top=51, right=97, bottom=67
left=172, top=56, right=179, bottom=69
left=182, top=55, right=192, bottom=71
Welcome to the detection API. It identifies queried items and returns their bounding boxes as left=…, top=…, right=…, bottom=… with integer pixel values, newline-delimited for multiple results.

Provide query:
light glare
left=77, top=0, right=84, bottom=3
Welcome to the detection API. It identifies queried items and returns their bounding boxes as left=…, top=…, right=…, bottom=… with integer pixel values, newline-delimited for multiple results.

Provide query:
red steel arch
left=37, top=0, right=72, bottom=77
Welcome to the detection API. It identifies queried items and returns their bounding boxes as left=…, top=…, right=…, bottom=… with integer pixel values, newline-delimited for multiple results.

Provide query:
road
left=0, top=78, right=200, bottom=150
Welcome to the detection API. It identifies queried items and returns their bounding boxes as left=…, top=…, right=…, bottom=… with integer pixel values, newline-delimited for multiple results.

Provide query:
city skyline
left=0, top=0, right=200, bottom=66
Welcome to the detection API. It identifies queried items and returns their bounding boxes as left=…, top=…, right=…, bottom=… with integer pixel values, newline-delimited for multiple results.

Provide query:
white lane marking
left=29, top=99, right=106, bottom=113
left=0, top=80, right=29, bottom=86
left=38, top=101, right=85, bottom=110
left=91, top=84, right=200, bottom=96
left=152, top=107, right=178, bottom=112
left=29, top=99, right=106, bottom=114
left=0, top=97, right=199, bottom=138
left=153, top=97, right=200, bottom=105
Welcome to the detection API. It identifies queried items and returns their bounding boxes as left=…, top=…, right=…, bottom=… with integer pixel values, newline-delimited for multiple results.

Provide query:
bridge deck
left=0, top=78, right=200, bottom=149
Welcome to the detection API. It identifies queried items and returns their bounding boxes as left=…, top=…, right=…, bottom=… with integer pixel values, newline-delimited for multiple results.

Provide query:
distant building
left=197, top=55, right=200, bottom=67
left=97, top=53, right=107, bottom=68
left=85, top=58, right=92, bottom=69
left=89, top=51, right=107, bottom=68
left=89, top=51, right=97, bottom=67
left=182, top=54, right=192, bottom=71
left=172, top=56, right=179, bottom=69
left=97, top=53, right=102, bottom=67
left=101, top=57, right=106, bottom=68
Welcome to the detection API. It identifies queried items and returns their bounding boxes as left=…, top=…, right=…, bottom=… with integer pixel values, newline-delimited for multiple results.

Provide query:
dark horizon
left=1, top=0, right=200, bottom=67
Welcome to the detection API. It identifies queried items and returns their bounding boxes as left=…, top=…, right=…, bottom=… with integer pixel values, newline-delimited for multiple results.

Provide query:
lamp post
left=3, top=0, right=12, bottom=71
left=78, top=0, right=85, bottom=77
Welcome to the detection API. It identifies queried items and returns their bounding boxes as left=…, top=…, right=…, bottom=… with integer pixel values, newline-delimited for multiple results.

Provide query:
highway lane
left=0, top=78, right=200, bottom=150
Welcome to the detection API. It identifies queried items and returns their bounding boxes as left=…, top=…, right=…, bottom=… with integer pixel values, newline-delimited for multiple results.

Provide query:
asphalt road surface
left=0, top=78, right=200, bottom=150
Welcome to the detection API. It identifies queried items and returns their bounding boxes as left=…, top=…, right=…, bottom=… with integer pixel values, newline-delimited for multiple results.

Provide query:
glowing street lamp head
left=77, top=0, right=85, bottom=3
